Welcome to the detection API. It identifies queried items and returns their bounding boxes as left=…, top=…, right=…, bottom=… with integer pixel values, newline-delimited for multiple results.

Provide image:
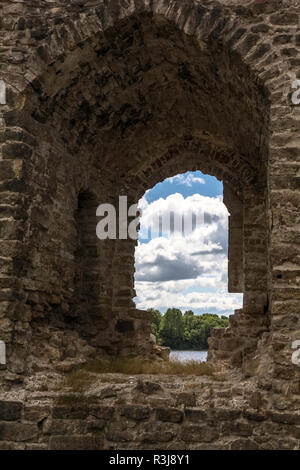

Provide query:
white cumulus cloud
left=167, top=173, right=205, bottom=187
left=135, top=192, right=243, bottom=316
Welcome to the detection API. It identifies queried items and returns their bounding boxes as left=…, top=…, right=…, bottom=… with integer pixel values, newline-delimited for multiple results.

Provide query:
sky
left=134, top=171, right=243, bottom=317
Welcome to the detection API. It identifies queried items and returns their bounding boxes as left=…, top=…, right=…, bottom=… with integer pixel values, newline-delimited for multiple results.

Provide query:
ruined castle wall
left=0, top=0, right=298, bottom=415
left=1, top=371, right=300, bottom=450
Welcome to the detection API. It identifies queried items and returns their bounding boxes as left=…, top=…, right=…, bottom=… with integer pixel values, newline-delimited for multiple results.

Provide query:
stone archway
left=0, top=0, right=298, bottom=400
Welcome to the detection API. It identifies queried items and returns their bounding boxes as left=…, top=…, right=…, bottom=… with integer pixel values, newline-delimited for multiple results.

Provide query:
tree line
left=149, top=308, right=229, bottom=350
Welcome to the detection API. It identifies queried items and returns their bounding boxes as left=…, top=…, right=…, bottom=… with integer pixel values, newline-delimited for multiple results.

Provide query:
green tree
left=149, top=307, right=229, bottom=350
left=148, top=308, right=162, bottom=339
left=159, top=308, right=184, bottom=349
left=184, top=310, right=194, bottom=317
left=188, top=327, right=206, bottom=349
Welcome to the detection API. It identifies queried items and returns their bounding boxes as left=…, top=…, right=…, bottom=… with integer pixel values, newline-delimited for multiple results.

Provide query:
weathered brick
left=49, top=435, right=104, bottom=450
left=135, top=381, right=163, bottom=395
left=52, top=406, right=89, bottom=420
left=0, top=422, right=38, bottom=442
left=0, top=401, right=22, bottom=421
left=43, top=418, right=88, bottom=435
left=181, top=425, right=219, bottom=443
left=0, top=440, right=25, bottom=450
left=156, top=408, right=183, bottom=423
left=175, top=392, right=196, bottom=407
left=89, top=406, right=115, bottom=420
left=270, top=412, right=300, bottom=425
left=185, top=408, right=207, bottom=422
left=2, top=142, right=32, bottom=159
left=230, top=438, right=259, bottom=450
left=120, top=405, right=150, bottom=421
left=24, top=405, right=50, bottom=422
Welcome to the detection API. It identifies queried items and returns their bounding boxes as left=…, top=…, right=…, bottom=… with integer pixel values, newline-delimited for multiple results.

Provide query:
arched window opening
left=134, top=171, right=243, bottom=360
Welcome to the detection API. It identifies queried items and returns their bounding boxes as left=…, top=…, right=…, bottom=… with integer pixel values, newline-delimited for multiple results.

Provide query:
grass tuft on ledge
left=82, top=356, right=213, bottom=377
left=63, top=357, right=214, bottom=393
left=86, top=357, right=213, bottom=376
left=64, top=369, right=96, bottom=392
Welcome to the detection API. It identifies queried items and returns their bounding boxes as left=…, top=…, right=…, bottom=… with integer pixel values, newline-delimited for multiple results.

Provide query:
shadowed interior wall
left=224, top=184, right=244, bottom=294
left=1, top=13, right=269, bottom=374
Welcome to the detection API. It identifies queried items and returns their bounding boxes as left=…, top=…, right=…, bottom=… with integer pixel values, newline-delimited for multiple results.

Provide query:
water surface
left=170, top=350, right=208, bottom=362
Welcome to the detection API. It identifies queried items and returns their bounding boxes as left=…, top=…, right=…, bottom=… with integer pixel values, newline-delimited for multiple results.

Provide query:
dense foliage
left=149, top=308, right=229, bottom=350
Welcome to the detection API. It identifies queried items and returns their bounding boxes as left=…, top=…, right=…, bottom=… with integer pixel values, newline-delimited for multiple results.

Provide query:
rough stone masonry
left=0, top=0, right=299, bottom=450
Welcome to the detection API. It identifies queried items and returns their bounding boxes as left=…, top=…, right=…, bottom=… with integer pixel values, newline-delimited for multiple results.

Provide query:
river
left=170, top=350, right=208, bottom=362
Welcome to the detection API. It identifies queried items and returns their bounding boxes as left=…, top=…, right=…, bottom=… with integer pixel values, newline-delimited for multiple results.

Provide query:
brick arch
left=0, top=0, right=299, bottom=384
left=123, top=136, right=259, bottom=200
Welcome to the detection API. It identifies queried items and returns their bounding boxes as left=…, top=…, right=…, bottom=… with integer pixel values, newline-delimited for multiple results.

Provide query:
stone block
left=52, top=406, right=89, bottom=419
left=88, top=406, right=115, bottom=420
left=24, top=405, right=50, bottom=422
left=0, top=441, right=25, bottom=450
left=270, top=412, right=300, bottom=425
left=184, top=408, right=207, bottom=422
left=0, top=422, right=38, bottom=442
left=230, top=438, right=259, bottom=450
left=156, top=407, right=183, bottom=423
left=0, top=401, right=22, bottom=421
left=181, top=425, right=219, bottom=443
left=49, top=435, right=103, bottom=450
left=106, top=427, right=133, bottom=443
left=43, top=418, right=88, bottom=435
left=120, top=405, right=150, bottom=421
left=135, top=380, right=163, bottom=395
left=175, top=392, right=196, bottom=407
left=25, top=443, right=48, bottom=450
left=141, top=430, right=176, bottom=444
left=2, top=142, right=32, bottom=159
left=233, top=420, right=254, bottom=437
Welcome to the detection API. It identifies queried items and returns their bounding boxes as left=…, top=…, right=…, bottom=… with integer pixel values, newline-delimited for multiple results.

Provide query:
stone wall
left=0, top=0, right=299, bottom=449
left=0, top=370, right=300, bottom=450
